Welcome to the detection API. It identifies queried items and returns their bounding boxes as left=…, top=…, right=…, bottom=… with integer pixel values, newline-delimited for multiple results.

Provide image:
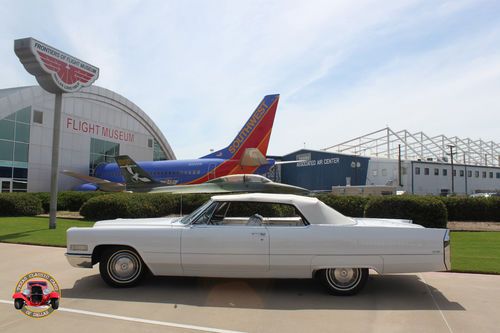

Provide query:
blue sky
left=1, top=0, right=499, bottom=159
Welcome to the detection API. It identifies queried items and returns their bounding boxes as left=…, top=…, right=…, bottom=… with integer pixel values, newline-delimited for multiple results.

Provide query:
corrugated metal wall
left=279, top=149, right=369, bottom=191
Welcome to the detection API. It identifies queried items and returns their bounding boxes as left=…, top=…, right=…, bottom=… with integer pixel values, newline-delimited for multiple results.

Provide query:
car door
left=181, top=201, right=269, bottom=276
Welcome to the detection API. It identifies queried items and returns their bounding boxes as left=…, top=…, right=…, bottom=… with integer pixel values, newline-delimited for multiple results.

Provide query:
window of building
left=0, top=107, right=31, bottom=192
left=482, top=171, right=487, bottom=178
left=148, top=138, right=153, bottom=148
left=89, top=138, right=120, bottom=176
left=424, top=168, right=429, bottom=175
left=496, top=172, right=500, bottom=179
left=415, top=167, right=420, bottom=175
left=402, top=167, right=407, bottom=175
left=443, top=169, right=448, bottom=176
left=475, top=171, right=479, bottom=178
left=153, top=139, right=168, bottom=161
left=381, top=169, right=387, bottom=176
left=434, top=168, right=439, bottom=176
left=489, top=172, right=493, bottom=178
left=33, top=110, right=43, bottom=124
left=453, top=170, right=457, bottom=177
left=468, top=170, right=472, bottom=177
left=460, top=170, right=464, bottom=177
left=372, top=170, right=378, bottom=176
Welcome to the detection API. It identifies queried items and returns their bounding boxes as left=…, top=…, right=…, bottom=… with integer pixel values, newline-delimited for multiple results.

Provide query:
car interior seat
left=247, top=214, right=264, bottom=226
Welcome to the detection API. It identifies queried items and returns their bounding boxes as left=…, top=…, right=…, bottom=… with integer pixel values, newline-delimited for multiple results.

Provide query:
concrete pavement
left=0, top=242, right=499, bottom=333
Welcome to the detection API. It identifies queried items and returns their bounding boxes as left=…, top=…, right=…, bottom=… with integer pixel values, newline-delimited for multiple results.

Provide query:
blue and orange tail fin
left=201, top=94, right=280, bottom=160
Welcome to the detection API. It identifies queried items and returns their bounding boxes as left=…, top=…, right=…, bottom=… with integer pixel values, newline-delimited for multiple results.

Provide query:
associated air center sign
left=14, top=38, right=99, bottom=93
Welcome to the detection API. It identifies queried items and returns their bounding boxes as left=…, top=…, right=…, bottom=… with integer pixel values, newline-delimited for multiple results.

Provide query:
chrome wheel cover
left=325, top=268, right=361, bottom=291
left=107, top=250, right=142, bottom=283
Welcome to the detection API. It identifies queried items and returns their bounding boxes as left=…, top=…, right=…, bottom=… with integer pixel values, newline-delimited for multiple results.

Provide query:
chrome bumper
left=443, top=230, right=451, bottom=271
left=65, top=253, right=93, bottom=268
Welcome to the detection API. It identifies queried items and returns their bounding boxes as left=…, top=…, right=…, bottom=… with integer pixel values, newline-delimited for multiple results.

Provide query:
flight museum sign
left=14, top=38, right=99, bottom=94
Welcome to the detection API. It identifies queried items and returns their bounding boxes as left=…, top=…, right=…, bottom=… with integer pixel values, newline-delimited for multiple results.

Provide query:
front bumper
left=65, top=253, right=93, bottom=268
left=443, top=230, right=451, bottom=271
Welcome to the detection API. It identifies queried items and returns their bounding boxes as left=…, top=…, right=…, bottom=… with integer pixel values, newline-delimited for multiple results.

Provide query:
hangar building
left=270, top=128, right=500, bottom=196
left=0, top=85, right=175, bottom=192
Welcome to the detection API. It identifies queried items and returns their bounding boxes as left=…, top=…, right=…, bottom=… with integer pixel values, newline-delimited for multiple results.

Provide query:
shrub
left=364, top=195, right=447, bottom=228
left=440, top=197, right=500, bottom=222
left=58, top=191, right=108, bottom=211
left=315, top=194, right=369, bottom=217
left=80, top=193, right=179, bottom=220
left=32, top=191, right=109, bottom=212
left=32, top=192, right=50, bottom=213
left=173, top=194, right=212, bottom=215
left=0, top=193, right=43, bottom=216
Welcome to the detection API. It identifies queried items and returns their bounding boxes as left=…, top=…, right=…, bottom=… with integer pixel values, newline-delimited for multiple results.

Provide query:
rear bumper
left=443, top=230, right=451, bottom=271
left=65, top=253, right=92, bottom=268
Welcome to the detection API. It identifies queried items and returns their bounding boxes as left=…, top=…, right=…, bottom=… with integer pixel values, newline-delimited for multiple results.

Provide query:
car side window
left=210, top=201, right=305, bottom=226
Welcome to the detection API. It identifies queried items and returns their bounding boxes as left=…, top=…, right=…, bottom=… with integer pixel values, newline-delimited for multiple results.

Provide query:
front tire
left=99, top=247, right=145, bottom=287
left=318, top=268, right=368, bottom=296
left=51, top=298, right=59, bottom=309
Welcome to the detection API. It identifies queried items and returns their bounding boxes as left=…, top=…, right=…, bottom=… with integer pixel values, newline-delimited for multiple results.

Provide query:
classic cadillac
left=66, top=193, right=450, bottom=295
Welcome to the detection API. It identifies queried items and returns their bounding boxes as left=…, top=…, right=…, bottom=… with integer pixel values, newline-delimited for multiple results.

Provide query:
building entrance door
left=1, top=178, right=12, bottom=192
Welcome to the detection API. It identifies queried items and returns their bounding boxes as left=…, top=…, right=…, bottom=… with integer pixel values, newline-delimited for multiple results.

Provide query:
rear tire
left=99, top=247, right=145, bottom=287
left=318, top=268, right=368, bottom=296
left=14, top=298, right=24, bottom=310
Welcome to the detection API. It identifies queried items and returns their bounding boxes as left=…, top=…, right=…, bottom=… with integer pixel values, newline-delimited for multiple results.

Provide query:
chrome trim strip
left=65, top=253, right=93, bottom=268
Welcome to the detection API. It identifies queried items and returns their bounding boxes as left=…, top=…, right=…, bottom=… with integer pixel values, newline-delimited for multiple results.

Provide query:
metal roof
left=324, top=127, right=499, bottom=167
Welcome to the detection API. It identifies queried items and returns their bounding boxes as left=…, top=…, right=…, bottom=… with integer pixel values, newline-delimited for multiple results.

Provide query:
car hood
left=353, top=217, right=424, bottom=228
left=93, top=216, right=182, bottom=228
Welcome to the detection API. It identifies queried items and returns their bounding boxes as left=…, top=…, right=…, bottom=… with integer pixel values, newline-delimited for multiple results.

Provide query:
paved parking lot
left=0, top=243, right=499, bottom=333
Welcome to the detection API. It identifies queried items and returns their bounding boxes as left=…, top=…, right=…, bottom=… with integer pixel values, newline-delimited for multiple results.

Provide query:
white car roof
left=211, top=193, right=354, bottom=225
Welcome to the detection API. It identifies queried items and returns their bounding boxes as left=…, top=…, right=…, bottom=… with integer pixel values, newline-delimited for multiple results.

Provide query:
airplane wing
left=61, top=170, right=125, bottom=192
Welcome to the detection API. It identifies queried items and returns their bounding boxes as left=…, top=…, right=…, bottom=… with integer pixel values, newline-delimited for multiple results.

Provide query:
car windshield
left=179, top=199, right=214, bottom=224
left=28, top=281, right=47, bottom=286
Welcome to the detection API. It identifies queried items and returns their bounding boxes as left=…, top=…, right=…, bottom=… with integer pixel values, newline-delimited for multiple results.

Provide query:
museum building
left=0, top=85, right=175, bottom=192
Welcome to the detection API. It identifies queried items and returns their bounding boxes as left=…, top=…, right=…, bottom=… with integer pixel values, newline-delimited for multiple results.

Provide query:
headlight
left=22, top=289, right=30, bottom=296
left=43, top=289, right=51, bottom=295
left=69, top=244, right=88, bottom=252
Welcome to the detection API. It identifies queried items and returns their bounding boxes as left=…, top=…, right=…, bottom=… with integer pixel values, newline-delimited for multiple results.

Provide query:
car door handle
left=251, top=232, right=266, bottom=236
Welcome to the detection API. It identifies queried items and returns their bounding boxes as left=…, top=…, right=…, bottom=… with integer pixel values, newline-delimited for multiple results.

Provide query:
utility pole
left=398, top=144, right=402, bottom=187
left=448, top=145, right=455, bottom=194
left=464, top=154, right=468, bottom=195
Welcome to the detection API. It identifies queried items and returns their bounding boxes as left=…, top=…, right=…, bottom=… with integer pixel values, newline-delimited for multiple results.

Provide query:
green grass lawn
left=0, top=217, right=499, bottom=274
left=451, top=231, right=500, bottom=274
left=0, top=217, right=94, bottom=247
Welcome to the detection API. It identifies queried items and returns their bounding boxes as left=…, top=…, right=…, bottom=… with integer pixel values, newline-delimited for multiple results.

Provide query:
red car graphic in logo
left=12, top=272, right=61, bottom=318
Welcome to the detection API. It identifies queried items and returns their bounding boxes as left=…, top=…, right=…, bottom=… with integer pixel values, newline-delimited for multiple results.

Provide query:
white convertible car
left=66, top=193, right=450, bottom=295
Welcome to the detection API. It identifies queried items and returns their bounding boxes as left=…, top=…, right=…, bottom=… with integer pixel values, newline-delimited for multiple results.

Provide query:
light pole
left=447, top=145, right=455, bottom=194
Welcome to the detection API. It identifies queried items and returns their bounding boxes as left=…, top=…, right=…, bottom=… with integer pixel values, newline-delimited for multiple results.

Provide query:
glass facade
left=89, top=138, right=120, bottom=176
left=0, top=107, right=31, bottom=192
left=153, top=138, right=168, bottom=161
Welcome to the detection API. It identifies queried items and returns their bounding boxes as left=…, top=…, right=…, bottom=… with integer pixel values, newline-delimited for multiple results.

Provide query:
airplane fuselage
left=95, top=158, right=274, bottom=185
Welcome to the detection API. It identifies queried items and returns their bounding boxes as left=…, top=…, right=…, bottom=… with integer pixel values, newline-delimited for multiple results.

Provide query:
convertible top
left=211, top=193, right=355, bottom=226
